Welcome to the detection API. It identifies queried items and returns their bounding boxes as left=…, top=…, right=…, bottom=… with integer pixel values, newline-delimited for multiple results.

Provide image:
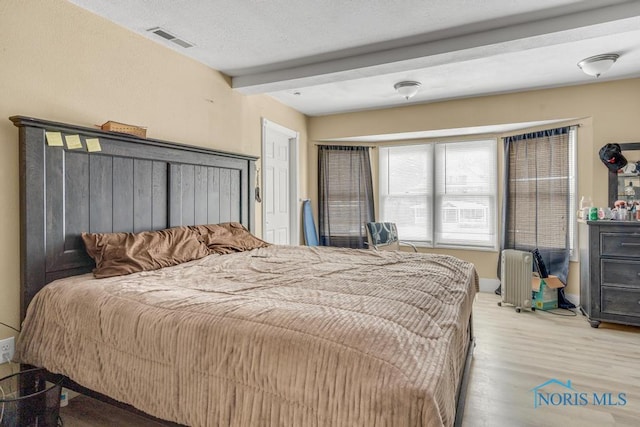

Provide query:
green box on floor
left=531, top=274, right=564, bottom=310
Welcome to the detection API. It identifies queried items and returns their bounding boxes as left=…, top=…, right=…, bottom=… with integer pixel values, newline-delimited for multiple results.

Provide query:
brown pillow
left=82, top=227, right=210, bottom=278
left=189, top=222, right=270, bottom=254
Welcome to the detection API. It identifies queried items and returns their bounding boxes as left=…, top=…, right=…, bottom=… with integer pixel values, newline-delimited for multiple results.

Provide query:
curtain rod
left=314, top=143, right=377, bottom=148
left=314, top=124, right=583, bottom=147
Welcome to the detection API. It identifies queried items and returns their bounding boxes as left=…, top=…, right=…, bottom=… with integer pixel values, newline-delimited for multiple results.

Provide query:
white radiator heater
left=498, top=249, right=533, bottom=312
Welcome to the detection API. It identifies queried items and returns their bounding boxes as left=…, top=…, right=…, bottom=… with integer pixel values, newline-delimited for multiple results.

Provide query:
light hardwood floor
left=462, top=292, right=640, bottom=427
left=50, top=292, right=640, bottom=426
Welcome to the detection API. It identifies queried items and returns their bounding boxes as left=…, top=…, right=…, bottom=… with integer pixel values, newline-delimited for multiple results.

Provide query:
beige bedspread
left=16, top=245, right=478, bottom=427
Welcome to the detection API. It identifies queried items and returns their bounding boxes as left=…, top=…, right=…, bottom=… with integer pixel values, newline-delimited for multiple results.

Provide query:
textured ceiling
left=69, top=0, right=640, bottom=117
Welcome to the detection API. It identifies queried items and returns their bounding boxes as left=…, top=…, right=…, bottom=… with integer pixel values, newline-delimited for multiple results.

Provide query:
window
left=568, top=128, right=578, bottom=259
left=379, top=139, right=497, bottom=250
left=379, top=144, right=433, bottom=244
left=435, top=140, right=497, bottom=248
left=318, top=145, right=374, bottom=248
left=503, top=127, right=577, bottom=268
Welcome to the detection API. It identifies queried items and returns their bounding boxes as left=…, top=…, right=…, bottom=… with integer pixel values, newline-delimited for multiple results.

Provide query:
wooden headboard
left=12, top=116, right=257, bottom=321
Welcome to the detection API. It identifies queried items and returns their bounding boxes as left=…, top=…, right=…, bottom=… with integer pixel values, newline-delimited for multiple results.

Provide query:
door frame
left=261, top=118, right=300, bottom=245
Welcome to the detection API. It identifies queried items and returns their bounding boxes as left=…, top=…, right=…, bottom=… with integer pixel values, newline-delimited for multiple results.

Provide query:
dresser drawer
left=601, top=232, right=640, bottom=258
left=601, top=259, right=640, bottom=287
left=601, top=286, right=640, bottom=317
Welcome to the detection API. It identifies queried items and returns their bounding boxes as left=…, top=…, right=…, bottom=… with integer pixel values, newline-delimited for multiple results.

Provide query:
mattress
left=15, top=245, right=478, bottom=427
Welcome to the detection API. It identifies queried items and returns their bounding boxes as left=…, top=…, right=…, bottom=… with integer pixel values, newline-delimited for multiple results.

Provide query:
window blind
left=318, top=145, right=374, bottom=248
left=501, top=126, right=575, bottom=285
left=506, top=131, right=569, bottom=251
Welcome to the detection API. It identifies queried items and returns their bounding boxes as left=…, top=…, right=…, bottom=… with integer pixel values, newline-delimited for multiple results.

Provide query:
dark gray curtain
left=498, top=127, right=574, bottom=307
left=318, top=145, right=374, bottom=248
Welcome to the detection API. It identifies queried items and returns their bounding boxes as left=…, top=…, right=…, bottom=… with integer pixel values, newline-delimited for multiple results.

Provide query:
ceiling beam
left=232, top=1, right=640, bottom=94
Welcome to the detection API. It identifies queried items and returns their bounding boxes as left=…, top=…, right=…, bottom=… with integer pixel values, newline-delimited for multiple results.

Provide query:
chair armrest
left=399, top=241, right=418, bottom=252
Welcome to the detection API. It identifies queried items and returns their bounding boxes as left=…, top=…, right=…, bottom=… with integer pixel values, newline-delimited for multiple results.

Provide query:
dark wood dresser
left=579, top=220, right=640, bottom=328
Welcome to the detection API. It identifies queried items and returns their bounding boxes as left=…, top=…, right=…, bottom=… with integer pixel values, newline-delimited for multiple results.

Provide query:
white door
left=262, top=119, right=298, bottom=244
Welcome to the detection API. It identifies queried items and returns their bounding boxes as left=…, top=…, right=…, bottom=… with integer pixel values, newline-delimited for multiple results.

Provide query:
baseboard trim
left=479, top=278, right=500, bottom=293
left=564, top=293, right=579, bottom=307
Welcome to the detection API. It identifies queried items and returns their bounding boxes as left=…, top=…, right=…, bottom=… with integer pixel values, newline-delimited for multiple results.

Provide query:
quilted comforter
left=16, top=245, right=478, bottom=427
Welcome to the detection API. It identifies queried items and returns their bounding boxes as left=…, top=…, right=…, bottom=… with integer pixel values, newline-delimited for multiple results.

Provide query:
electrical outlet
left=0, top=337, right=15, bottom=364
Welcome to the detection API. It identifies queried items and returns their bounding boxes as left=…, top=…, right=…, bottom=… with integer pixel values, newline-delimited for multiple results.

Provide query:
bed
left=11, top=116, right=477, bottom=427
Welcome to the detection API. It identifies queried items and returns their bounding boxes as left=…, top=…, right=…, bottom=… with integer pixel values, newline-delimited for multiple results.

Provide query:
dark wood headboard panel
left=12, top=116, right=257, bottom=320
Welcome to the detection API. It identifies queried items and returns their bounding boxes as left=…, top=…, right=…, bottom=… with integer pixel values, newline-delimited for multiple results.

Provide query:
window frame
left=568, top=127, right=578, bottom=261
left=379, top=139, right=498, bottom=251
left=379, top=143, right=434, bottom=246
left=503, top=126, right=578, bottom=262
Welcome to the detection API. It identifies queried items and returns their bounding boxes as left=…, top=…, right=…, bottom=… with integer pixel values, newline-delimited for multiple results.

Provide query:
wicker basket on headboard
left=100, top=120, right=147, bottom=138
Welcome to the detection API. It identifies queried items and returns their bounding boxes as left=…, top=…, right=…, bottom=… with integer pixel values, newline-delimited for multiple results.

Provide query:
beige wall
left=0, top=0, right=307, bottom=342
left=308, top=79, right=640, bottom=296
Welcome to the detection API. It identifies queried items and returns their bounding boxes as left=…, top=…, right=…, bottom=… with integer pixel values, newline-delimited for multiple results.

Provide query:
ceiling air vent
left=147, top=27, right=194, bottom=48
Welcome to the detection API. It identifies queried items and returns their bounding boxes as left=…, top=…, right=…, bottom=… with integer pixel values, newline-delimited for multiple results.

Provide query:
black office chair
left=365, top=222, right=417, bottom=252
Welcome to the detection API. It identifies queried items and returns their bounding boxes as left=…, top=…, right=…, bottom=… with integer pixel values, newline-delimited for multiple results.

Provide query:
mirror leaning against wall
left=608, top=142, right=640, bottom=211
